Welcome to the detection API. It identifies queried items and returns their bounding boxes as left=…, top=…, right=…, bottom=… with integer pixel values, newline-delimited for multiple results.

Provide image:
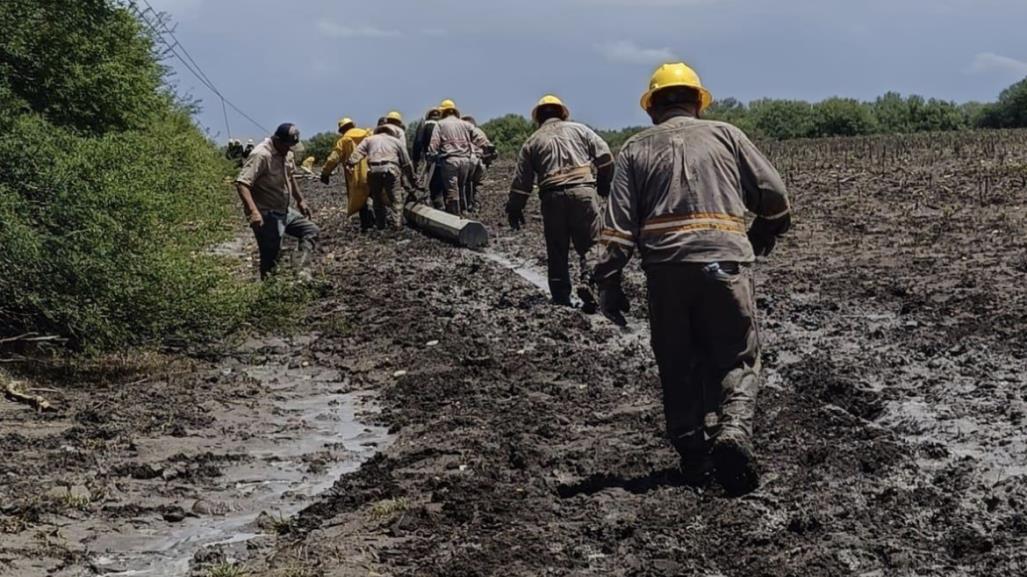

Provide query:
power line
left=125, top=0, right=269, bottom=136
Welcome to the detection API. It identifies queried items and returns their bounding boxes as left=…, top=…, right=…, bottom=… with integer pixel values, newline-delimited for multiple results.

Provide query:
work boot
left=445, top=200, right=461, bottom=216
left=711, top=428, right=759, bottom=496
left=551, top=291, right=573, bottom=307
left=671, top=430, right=713, bottom=488
left=577, top=286, right=598, bottom=315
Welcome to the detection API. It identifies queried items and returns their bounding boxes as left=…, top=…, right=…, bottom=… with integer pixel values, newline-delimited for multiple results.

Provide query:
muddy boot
left=551, top=289, right=573, bottom=307
left=359, top=206, right=374, bottom=233
left=711, top=428, right=759, bottom=495
left=672, top=430, right=713, bottom=488
left=577, top=286, right=598, bottom=314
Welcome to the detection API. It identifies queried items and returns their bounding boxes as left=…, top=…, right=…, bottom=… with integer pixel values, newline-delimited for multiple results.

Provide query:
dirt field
left=2, top=130, right=1026, bottom=576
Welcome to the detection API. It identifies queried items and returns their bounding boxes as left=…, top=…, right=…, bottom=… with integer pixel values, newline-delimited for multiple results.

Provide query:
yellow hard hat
left=439, top=99, right=458, bottom=112
left=640, top=62, right=713, bottom=112
left=338, top=117, right=355, bottom=131
left=386, top=111, right=403, bottom=123
left=531, top=94, right=569, bottom=124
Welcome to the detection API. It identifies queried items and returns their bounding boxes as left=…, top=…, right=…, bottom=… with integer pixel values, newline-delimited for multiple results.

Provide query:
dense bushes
left=302, top=131, right=338, bottom=164
left=0, top=0, right=301, bottom=352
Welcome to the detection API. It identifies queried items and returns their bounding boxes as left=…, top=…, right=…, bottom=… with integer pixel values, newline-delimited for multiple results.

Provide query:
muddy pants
left=440, top=156, right=475, bottom=213
left=467, top=157, right=486, bottom=210
left=254, top=208, right=320, bottom=278
left=540, top=185, right=600, bottom=303
left=368, top=166, right=404, bottom=230
left=424, top=163, right=446, bottom=210
left=646, top=262, right=761, bottom=450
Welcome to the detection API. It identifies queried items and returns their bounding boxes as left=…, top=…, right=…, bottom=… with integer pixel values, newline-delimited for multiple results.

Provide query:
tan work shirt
left=511, top=118, right=612, bottom=195
left=595, top=115, right=790, bottom=280
left=349, top=133, right=414, bottom=169
left=428, top=116, right=491, bottom=161
left=235, top=138, right=296, bottom=213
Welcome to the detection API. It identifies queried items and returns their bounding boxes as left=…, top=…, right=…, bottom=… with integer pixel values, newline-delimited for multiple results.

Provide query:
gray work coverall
left=509, top=118, right=613, bottom=304
left=427, top=115, right=492, bottom=213
left=595, top=114, right=791, bottom=458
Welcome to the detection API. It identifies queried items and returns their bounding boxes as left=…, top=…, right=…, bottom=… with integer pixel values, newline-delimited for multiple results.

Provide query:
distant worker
left=461, top=115, right=497, bottom=212
left=301, top=156, right=316, bottom=174
left=226, top=139, right=244, bottom=164
left=322, top=117, right=374, bottom=232
left=413, top=108, right=444, bottom=208
left=385, top=111, right=407, bottom=144
left=427, top=99, right=492, bottom=215
left=595, top=63, right=791, bottom=494
left=235, top=123, right=319, bottom=278
left=506, top=95, right=613, bottom=310
left=243, top=139, right=255, bottom=158
left=347, top=125, right=420, bottom=231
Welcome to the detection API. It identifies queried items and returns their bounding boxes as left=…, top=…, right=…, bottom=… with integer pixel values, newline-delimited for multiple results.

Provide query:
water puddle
left=86, top=363, right=391, bottom=576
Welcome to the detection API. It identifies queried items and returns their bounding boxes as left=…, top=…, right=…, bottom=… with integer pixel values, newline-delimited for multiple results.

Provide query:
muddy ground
left=3, top=131, right=1027, bottom=576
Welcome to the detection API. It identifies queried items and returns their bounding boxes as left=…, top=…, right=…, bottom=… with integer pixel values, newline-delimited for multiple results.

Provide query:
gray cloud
left=316, top=19, right=402, bottom=39
left=596, top=40, right=676, bottom=65
left=968, top=52, right=1027, bottom=77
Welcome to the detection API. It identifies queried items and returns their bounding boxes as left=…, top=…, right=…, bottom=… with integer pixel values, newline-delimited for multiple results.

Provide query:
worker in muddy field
left=322, top=118, right=374, bottom=232
left=462, top=115, right=497, bottom=212
left=427, top=99, right=493, bottom=215
left=595, top=63, right=791, bottom=494
left=506, top=95, right=613, bottom=310
left=235, top=123, right=320, bottom=279
left=347, top=125, right=420, bottom=230
left=384, top=111, right=407, bottom=144
left=413, top=108, right=445, bottom=209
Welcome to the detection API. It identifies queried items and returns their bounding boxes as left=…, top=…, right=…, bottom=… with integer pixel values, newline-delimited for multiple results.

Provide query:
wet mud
left=4, top=131, right=1027, bottom=576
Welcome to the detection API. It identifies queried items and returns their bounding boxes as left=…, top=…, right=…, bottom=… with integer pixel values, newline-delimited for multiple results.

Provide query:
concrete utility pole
left=403, top=202, right=488, bottom=249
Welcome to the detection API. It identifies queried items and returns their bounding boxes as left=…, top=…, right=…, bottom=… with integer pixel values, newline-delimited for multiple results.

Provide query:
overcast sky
left=146, top=0, right=1027, bottom=141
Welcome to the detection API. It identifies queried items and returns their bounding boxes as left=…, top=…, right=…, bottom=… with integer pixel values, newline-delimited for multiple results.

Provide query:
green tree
left=810, top=98, right=878, bottom=137
left=749, top=99, right=814, bottom=140
left=480, top=114, right=535, bottom=155
left=0, top=0, right=166, bottom=134
left=303, top=131, right=339, bottom=165
left=978, top=77, right=1027, bottom=128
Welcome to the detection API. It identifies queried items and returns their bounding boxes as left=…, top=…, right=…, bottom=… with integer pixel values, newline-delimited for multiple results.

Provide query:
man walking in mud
left=506, top=95, right=613, bottom=310
left=347, top=125, right=420, bottom=230
left=322, top=117, right=374, bottom=232
left=235, top=123, right=319, bottom=279
left=427, top=99, right=493, bottom=215
left=595, top=63, right=791, bottom=494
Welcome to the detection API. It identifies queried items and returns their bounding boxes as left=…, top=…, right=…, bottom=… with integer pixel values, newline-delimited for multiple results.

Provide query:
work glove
left=599, top=281, right=630, bottom=327
left=506, top=194, right=528, bottom=231
left=747, top=215, right=790, bottom=257
left=320, top=173, right=331, bottom=185
left=405, top=190, right=419, bottom=204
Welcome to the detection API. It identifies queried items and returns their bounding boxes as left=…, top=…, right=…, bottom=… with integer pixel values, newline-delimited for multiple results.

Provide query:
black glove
left=405, top=190, right=418, bottom=204
left=748, top=216, right=789, bottom=257
left=508, top=208, right=525, bottom=230
left=319, top=173, right=330, bottom=185
left=599, top=282, right=630, bottom=327
left=506, top=194, right=528, bottom=230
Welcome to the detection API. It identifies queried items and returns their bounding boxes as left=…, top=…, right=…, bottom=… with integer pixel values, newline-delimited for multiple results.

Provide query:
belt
left=368, top=160, right=397, bottom=167
left=540, top=182, right=595, bottom=194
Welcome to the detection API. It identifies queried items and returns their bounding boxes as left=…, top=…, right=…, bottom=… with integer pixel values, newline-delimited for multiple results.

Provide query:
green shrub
left=0, top=0, right=308, bottom=352
left=302, top=131, right=338, bottom=165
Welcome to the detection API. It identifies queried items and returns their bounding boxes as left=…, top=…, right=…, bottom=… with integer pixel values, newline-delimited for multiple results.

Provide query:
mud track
left=4, top=131, right=1027, bottom=576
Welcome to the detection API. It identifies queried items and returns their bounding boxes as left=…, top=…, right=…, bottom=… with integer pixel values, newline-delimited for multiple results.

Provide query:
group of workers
left=225, top=138, right=255, bottom=165
left=233, top=61, right=790, bottom=495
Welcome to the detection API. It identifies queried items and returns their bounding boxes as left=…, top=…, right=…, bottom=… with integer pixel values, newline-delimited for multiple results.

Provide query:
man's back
left=514, top=119, right=610, bottom=192
left=610, top=115, right=788, bottom=264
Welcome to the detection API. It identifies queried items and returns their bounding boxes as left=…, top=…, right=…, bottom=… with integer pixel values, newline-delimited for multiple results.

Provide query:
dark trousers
left=540, top=186, right=600, bottom=302
left=646, top=262, right=761, bottom=444
left=254, top=208, right=320, bottom=278
left=427, top=163, right=445, bottom=209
